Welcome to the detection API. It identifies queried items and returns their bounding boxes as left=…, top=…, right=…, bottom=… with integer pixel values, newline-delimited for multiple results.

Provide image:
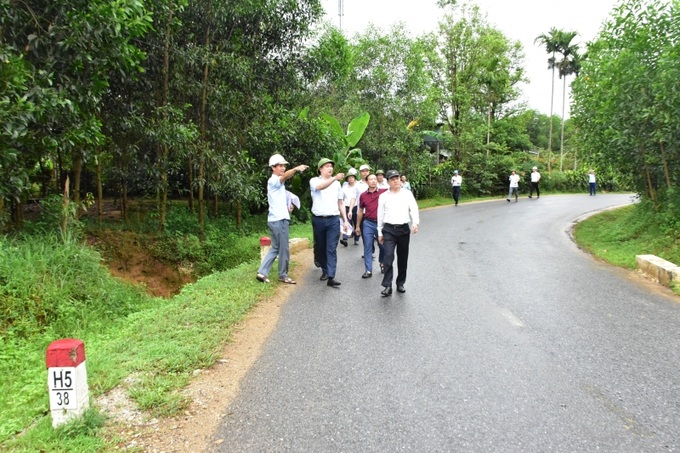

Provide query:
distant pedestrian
left=378, top=170, right=420, bottom=297
left=310, top=158, right=351, bottom=288
left=529, top=166, right=541, bottom=199
left=355, top=174, right=387, bottom=278
left=450, top=170, right=462, bottom=206
left=400, top=175, right=412, bottom=191
left=588, top=170, right=597, bottom=196
left=256, top=154, right=308, bottom=284
left=507, top=170, right=520, bottom=202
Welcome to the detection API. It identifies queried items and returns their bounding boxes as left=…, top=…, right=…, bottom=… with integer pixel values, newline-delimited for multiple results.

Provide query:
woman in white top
left=341, top=168, right=360, bottom=245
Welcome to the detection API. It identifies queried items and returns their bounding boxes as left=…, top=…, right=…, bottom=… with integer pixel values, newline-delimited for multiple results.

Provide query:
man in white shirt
left=256, top=154, right=308, bottom=284
left=341, top=168, right=360, bottom=246
left=310, top=158, right=350, bottom=288
left=450, top=170, right=462, bottom=206
left=357, top=163, right=371, bottom=194
left=529, top=166, right=541, bottom=199
left=507, top=170, right=520, bottom=202
left=377, top=170, right=420, bottom=296
left=375, top=170, right=389, bottom=189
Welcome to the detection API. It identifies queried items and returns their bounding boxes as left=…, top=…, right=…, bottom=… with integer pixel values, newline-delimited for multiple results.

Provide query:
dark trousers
left=344, top=206, right=358, bottom=242
left=530, top=182, right=540, bottom=197
left=452, top=186, right=460, bottom=205
left=381, top=223, right=411, bottom=288
left=312, top=216, right=340, bottom=278
left=589, top=182, right=597, bottom=195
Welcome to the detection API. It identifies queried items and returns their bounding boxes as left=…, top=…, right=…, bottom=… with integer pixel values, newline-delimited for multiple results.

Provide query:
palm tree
left=535, top=27, right=561, bottom=172
left=556, top=31, right=579, bottom=171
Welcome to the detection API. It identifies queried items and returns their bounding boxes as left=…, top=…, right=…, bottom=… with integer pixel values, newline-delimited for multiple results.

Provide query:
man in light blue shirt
left=256, top=154, right=308, bottom=284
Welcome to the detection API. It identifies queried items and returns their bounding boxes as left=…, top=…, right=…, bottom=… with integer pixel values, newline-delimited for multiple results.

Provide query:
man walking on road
left=356, top=174, right=387, bottom=279
left=310, top=158, right=350, bottom=288
left=377, top=170, right=420, bottom=296
left=450, top=170, right=462, bottom=206
left=529, top=166, right=541, bottom=199
left=256, top=154, right=308, bottom=284
left=507, top=170, right=520, bottom=202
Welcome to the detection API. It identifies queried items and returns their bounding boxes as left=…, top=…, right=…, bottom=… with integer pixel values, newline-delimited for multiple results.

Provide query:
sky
left=319, top=0, right=620, bottom=117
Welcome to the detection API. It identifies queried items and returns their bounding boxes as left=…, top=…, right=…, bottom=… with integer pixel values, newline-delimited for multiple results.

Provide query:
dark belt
left=364, top=218, right=377, bottom=222
left=314, top=214, right=338, bottom=218
left=384, top=222, right=408, bottom=228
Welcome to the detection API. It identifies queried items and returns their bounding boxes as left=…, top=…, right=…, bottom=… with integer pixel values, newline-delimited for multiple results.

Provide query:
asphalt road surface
left=214, top=194, right=680, bottom=452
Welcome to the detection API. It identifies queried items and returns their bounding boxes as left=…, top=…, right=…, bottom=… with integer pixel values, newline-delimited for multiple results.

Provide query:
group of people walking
left=450, top=166, right=598, bottom=203
left=257, top=154, right=599, bottom=295
left=257, top=153, right=420, bottom=297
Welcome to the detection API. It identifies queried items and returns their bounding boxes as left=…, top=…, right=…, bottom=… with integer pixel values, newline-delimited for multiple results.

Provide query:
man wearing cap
left=341, top=168, right=360, bottom=246
left=355, top=174, right=388, bottom=278
left=376, top=170, right=389, bottom=189
left=310, top=158, right=350, bottom=288
left=357, top=163, right=371, bottom=193
left=529, top=166, right=541, bottom=199
left=256, top=154, right=309, bottom=284
left=450, top=170, right=462, bottom=206
left=377, top=170, right=420, bottom=296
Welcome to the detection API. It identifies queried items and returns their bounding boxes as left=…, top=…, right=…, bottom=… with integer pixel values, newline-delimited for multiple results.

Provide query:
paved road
left=214, top=194, right=680, bottom=452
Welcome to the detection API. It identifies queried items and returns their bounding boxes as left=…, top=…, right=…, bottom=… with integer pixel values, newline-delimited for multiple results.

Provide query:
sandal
left=256, top=273, right=270, bottom=283
left=279, top=277, right=297, bottom=284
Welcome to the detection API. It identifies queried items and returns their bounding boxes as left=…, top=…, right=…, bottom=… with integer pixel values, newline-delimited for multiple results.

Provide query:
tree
left=555, top=30, right=580, bottom=171
left=535, top=27, right=562, bottom=172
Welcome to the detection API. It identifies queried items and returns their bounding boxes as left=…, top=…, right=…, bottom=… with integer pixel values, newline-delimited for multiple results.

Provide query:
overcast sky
left=319, top=0, right=620, bottom=117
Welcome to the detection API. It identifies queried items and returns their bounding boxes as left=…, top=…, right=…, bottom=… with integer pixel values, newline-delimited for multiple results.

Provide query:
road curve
left=214, top=194, right=680, bottom=452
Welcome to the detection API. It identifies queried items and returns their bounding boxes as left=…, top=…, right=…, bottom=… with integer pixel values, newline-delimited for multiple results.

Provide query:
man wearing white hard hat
left=357, top=163, right=371, bottom=194
left=529, top=166, right=541, bottom=199
left=256, top=154, right=308, bottom=284
left=450, top=170, right=462, bottom=206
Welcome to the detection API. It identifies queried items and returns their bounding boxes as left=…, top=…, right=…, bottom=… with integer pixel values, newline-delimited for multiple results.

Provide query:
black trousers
left=381, top=223, right=411, bottom=288
left=452, top=186, right=461, bottom=205
left=530, top=182, right=540, bottom=197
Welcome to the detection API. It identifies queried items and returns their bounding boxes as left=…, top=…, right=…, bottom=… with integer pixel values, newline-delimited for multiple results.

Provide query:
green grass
left=574, top=204, right=680, bottom=269
left=0, top=223, right=310, bottom=451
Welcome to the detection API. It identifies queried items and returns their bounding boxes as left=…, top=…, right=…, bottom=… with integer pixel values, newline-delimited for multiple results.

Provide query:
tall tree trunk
left=61, top=176, right=70, bottom=237
left=72, top=154, right=82, bottom=218
left=548, top=54, right=555, bottom=173
left=198, top=6, right=211, bottom=241
left=187, top=157, right=195, bottom=212
left=660, top=141, right=671, bottom=189
left=559, top=75, right=567, bottom=172
left=96, top=154, right=103, bottom=220
left=158, top=11, right=173, bottom=233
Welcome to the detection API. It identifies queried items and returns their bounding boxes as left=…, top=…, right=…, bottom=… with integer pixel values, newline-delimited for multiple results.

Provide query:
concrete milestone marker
left=46, top=339, right=89, bottom=428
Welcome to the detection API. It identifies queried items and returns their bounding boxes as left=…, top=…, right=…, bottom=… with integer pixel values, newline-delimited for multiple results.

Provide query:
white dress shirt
left=377, top=188, right=420, bottom=236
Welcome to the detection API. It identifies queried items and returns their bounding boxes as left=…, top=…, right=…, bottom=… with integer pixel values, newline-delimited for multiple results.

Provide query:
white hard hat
left=532, top=166, right=538, bottom=170
left=347, top=168, right=358, bottom=176
left=359, top=164, right=371, bottom=171
left=268, top=153, right=288, bottom=167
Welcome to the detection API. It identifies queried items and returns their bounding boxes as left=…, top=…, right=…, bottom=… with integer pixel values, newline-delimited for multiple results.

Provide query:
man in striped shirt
left=377, top=170, right=420, bottom=297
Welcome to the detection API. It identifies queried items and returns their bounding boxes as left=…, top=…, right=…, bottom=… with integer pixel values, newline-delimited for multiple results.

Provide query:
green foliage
left=572, top=0, right=679, bottom=202
left=0, top=234, right=151, bottom=340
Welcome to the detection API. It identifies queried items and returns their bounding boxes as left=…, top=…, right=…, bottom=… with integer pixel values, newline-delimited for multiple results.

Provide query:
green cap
left=376, top=169, right=385, bottom=175
left=317, top=158, right=334, bottom=169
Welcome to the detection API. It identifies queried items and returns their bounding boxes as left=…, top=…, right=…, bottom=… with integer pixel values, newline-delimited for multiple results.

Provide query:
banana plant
left=320, top=111, right=370, bottom=173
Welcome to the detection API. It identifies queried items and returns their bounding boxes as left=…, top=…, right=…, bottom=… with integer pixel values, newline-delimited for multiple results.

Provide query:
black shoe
left=397, top=285, right=405, bottom=293
left=506, top=198, right=511, bottom=202
left=381, top=286, right=392, bottom=297
left=320, top=273, right=328, bottom=281
left=327, top=278, right=341, bottom=287
left=362, top=272, right=372, bottom=278
left=314, top=260, right=321, bottom=268
left=528, top=195, right=532, bottom=198
left=340, top=239, right=348, bottom=247
left=354, top=241, right=359, bottom=246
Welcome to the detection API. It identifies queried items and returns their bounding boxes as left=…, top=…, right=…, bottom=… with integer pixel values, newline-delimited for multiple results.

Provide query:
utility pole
left=338, top=0, right=344, bottom=31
